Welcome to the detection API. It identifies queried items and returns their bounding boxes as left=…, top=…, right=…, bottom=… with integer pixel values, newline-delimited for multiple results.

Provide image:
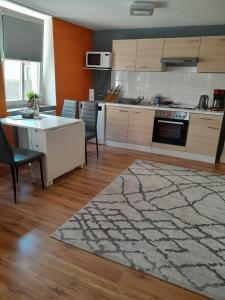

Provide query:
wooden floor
left=1, top=144, right=225, bottom=300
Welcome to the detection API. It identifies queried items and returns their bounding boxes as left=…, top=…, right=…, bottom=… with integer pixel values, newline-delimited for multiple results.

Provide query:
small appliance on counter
left=211, top=89, right=225, bottom=111
left=198, top=95, right=209, bottom=110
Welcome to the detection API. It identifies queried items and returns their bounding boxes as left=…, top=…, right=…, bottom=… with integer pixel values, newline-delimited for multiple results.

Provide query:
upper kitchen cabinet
left=136, top=38, right=165, bottom=72
left=112, top=40, right=137, bottom=71
left=162, top=37, right=200, bottom=58
left=198, top=36, right=225, bottom=73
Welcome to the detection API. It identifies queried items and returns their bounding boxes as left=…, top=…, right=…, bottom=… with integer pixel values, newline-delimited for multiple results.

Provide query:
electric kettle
left=198, top=95, right=209, bottom=110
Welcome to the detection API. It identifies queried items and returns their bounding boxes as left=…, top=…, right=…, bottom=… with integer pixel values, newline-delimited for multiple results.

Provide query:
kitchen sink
left=114, top=98, right=142, bottom=105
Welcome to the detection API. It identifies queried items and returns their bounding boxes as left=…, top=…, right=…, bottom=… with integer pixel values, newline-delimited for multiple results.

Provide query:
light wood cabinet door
left=198, top=36, right=225, bottom=73
left=112, top=40, right=137, bottom=71
left=128, top=108, right=155, bottom=146
left=106, top=106, right=129, bottom=142
left=163, top=37, right=200, bottom=58
left=186, top=114, right=223, bottom=156
left=136, top=38, right=165, bottom=72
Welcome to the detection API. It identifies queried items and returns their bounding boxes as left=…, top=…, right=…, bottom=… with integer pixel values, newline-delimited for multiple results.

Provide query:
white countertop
left=106, top=102, right=224, bottom=116
left=0, top=114, right=83, bottom=131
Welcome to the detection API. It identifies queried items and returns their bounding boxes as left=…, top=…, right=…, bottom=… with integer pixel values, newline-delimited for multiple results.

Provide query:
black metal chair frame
left=80, top=102, right=99, bottom=165
left=0, top=123, right=44, bottom=203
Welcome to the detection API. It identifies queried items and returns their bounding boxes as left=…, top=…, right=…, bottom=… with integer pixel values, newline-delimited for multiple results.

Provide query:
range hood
left=160, top=57, right=198, bottom=66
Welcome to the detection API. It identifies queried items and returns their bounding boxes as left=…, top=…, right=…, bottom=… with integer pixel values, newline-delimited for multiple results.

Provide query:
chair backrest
left=61, top=99, right=77, bottom=118
left=0, top=122, right=14, bottom=165
left=80, top=101, right=98, bottom=132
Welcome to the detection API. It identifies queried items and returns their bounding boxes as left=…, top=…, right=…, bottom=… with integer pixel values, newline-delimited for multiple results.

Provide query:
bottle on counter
left=33, top=97, right=40, bottom=119
left=154, top=95, right=161, bottom=106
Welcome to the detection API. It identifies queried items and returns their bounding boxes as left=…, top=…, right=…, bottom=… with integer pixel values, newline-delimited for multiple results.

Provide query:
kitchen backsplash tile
left=111, top=68, right=225, bottom=106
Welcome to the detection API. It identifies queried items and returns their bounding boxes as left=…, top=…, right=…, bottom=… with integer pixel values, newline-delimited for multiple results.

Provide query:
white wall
left=111, top=68, right=225, bottom=107
left=42, top=16, right=56, bottom=106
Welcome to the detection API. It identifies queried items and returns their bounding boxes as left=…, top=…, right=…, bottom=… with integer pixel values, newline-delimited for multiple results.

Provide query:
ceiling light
left=130, top=1, right=155, bottom=16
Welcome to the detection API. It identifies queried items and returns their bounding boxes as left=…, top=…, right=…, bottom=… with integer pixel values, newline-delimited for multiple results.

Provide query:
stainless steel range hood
left=160, top=57, right=198, bottom=66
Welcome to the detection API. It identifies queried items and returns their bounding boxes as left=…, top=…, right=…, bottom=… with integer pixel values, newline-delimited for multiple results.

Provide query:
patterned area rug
left=52, top=160, right=225, bottom=300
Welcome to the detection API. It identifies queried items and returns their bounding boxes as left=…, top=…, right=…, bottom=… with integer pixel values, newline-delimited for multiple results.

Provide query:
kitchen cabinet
left=162, top=37, right=200, bottom=58
left=112, top=40, right=137, bottom=71
left=128, top=108, right=155, bottom=145
left=106, top=106, right=155, bottom=145
left=198, top=36, right=225, bottom=73
left=106, top=106, right=129, bottom=142
left=136, top=38, right=165, bottom=72
left=186, top=114, right=223, bottom=156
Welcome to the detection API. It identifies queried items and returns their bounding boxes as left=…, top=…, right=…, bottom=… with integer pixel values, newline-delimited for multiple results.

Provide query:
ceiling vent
left=130, top=1, right=155, bottom=16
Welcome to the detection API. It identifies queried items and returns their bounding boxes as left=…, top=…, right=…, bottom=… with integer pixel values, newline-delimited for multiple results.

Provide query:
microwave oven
left=86, top=52, right=112, bottom=69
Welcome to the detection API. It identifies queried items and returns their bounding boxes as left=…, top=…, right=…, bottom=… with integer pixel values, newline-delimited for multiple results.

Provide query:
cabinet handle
left=220, top=39, right=225, bottom=41
left=132, top=111, right=141, bottom=114
left=125, top=66, right=134, bottom=68
left=200, top=117, right=213, bottom=121
left=207, top=127, right=219, bottom=130
left=137, top=65, right=147, bottom=68
left=188, top=40, right=199, bottom=43
left=119, top=110, right=128, bottom=112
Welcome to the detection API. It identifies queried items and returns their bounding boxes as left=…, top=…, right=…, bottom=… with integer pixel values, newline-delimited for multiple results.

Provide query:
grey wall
left=93, top=24, right=225, bottom=99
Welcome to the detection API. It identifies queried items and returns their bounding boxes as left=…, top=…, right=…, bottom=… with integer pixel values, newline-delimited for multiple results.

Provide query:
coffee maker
left=211, top=89, right=225, bottom=111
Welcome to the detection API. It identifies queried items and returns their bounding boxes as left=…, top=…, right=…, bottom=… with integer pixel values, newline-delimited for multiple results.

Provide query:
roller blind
left=3, top=13, right=43, bottom=62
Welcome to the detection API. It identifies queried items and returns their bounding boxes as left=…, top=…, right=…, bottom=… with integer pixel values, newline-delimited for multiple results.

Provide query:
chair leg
left=10, top=166, right=17, bottom=204
left=16, top=167, right=19, bottom=184
left=39, top=158, right=45, bottom=190
left=96, top=134, right=99, bottom=158
left=85, top=140, right=87, bottom=165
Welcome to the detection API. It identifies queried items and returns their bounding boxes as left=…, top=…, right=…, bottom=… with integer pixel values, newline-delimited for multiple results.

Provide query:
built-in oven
left=152, top=110, right=189, bottom=146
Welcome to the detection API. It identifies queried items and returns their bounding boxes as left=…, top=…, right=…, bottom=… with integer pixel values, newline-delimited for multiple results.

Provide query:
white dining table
left=1, top=114, right=85, bottom=187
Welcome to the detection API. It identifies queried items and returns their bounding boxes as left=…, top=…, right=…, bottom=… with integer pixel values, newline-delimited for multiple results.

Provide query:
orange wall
left=53, top=18, right=93, bottom=115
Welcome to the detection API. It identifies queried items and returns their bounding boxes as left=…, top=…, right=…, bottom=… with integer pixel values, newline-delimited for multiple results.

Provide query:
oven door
left=153, top=118, right=189, bottom=146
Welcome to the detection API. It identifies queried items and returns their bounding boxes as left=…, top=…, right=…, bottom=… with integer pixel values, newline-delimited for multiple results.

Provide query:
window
left=4, top=59, right=41, bottom=102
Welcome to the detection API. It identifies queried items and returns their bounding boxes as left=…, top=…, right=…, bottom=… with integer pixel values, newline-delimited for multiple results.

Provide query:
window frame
left=3, top=58, right=42, bottom=109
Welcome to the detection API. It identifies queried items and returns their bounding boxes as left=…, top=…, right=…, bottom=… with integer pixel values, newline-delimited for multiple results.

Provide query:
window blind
left=3, top=13, right=43, bottom=62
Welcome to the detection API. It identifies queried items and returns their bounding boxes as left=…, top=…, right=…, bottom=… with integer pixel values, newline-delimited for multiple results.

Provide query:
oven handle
left=157, top=120, right=184, bottom=125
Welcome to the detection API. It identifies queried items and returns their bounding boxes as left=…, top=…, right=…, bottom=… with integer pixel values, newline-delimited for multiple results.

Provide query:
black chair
left=0, top=122, right=44, bottom=203
left=61, top=99, right=77, bottom=118
left=80, top=102, right=98, bottom=165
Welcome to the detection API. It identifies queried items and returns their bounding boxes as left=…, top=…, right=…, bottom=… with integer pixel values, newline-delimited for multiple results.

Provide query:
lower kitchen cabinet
left=106, top=106, right=155, bottom=146
left=128, top=108, right=155, bottom=146
left=106, top=106, right=129, bottom=142
left=186, top=114, right=223, bottom=156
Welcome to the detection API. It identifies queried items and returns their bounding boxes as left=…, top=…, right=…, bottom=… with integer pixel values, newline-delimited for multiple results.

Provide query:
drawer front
left=29, top=129, right=46, bottom=153
left=190, top=113, right=223, bottom=128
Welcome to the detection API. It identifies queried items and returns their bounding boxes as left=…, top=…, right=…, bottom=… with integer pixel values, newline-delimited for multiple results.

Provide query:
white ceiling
left=9, top=0, right=225, bottom=30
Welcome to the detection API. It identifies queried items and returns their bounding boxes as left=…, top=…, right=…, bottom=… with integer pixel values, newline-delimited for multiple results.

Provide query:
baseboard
left=106, top=140, right=215, bottom=164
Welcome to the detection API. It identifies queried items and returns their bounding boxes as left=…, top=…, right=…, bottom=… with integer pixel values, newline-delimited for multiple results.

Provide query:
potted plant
left=27, top=91, right=40, bottom=109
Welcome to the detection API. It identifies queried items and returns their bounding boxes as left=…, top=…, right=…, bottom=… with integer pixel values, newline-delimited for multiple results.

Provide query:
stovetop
left=159, top=104, right=196, bottom=110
